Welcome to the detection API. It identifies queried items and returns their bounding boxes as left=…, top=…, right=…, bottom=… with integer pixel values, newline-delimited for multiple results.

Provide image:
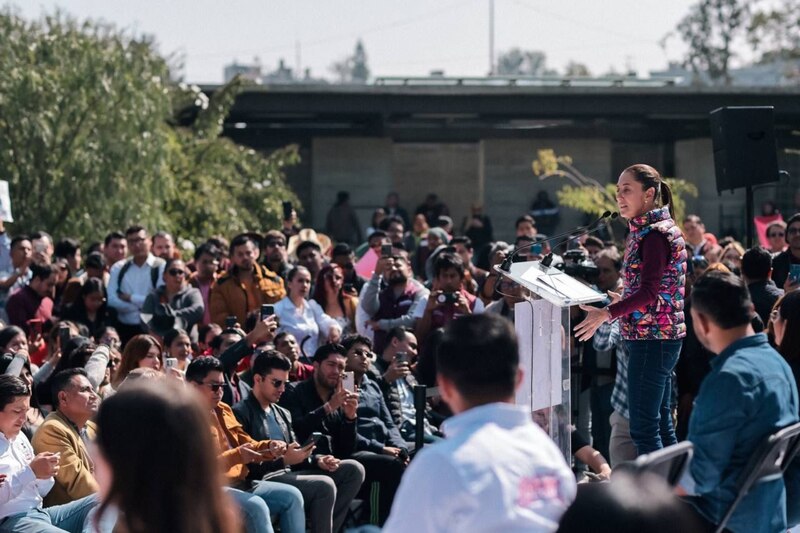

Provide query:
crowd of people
left=0, top=169, right=798, bottom=532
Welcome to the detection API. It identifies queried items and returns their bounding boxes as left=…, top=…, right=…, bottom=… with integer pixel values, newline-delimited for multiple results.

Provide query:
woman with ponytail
left=575, top=164, right=686, bottom=456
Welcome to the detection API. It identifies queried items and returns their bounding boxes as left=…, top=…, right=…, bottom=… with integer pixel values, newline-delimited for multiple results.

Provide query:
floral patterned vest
left=621, top=206, right=687, bottom=340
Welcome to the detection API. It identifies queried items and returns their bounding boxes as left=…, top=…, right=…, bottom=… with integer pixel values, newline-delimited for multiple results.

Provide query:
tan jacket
left=209, top=265, right=286, bottom=326
left=32, top=411, right=98, bottom=506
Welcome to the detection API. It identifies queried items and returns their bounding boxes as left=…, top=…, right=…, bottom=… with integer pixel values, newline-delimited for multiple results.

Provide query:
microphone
left=499, top=211, right=617, bottom=272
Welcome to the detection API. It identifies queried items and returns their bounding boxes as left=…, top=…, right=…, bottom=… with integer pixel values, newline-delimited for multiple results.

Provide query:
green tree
left=669, top=0, right=749, bottom=85
left=531, top=149, right=698, bottom=226
left=0, top=9, right=299, bottom=246
left=564, top=61, right=591, bottom=77
left=747, top=0, right=800, bottom=63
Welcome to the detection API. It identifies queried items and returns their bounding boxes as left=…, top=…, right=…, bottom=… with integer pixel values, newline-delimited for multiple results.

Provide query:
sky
left=13, top=0, right=715, bottom=84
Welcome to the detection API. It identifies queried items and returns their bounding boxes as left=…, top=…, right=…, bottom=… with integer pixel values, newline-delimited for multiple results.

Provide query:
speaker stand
left=745, top=186, right=754, bottom=249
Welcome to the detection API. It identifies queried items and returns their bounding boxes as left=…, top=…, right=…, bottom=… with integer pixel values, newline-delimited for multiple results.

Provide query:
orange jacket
left=210, top=402, right=277, bottom=482
left=209, top=265, right=286, bottom=326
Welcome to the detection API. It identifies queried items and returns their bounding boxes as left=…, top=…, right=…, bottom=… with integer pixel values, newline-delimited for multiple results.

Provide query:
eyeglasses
left=167, top=269, right=186, bottom=277
left=768, top=232, right=785, bottom=238
left=270, top=378, right=287, bottom=388
left=200, top=382, right=225, bottom=392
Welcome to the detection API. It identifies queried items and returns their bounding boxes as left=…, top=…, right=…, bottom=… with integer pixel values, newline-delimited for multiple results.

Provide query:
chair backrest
left=715, top=421, right=800, bottom=533
left=630, top=441, right=694, bottom=487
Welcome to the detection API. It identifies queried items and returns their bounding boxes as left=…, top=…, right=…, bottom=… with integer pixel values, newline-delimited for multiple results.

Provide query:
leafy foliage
left=0, top=9, right=300, bottom=245
left=531, top=149, right=698, bottom=224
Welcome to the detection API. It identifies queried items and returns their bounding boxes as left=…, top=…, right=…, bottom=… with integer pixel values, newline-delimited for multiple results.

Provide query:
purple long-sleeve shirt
left=608, top=231, right=670, bottom=320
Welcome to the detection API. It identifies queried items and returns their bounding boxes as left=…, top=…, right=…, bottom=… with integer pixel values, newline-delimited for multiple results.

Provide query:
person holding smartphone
left=575, top=164, right=686, bottom=456
left=233, top=351, right=364, bottom=533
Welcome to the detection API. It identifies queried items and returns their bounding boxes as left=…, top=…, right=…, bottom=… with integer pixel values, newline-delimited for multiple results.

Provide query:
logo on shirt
left=516, top=473, right=564, bottom=509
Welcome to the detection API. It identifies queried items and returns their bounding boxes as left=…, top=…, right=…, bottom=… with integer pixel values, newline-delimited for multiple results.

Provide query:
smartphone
left=342, top=371, right=355, bottom=393
left=790, top=265, right=800, bottom=284
left=4, top=353, right=26, bottom=377
left=26, top=318, right=44, bottom=341
left=436, top=292, right=458, bottom=304
left=164, top=358, right=178, bottom=371
left=58, top=324, right=71, bottom=351
left=260, top=304, right=274, bottom=321
left=282, top=201, right=293, bottom=221
left=343, top=283, right=354, bottom=293
left=394, top=352, right=408, bottom=364
left=302, top=432, right=324, bottom=448
left=381, top=244, right=392, bottom=258
left=531, top=243, right=543, bottom=256
left=225, top=316, right=237, bottom=329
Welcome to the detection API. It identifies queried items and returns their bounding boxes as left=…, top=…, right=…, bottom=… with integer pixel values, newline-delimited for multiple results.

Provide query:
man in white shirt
left=0, top=375, right=99, bottom=532
left=107, top=226, right=164, bottom=345
left=383, top=314, right=576, bottom=533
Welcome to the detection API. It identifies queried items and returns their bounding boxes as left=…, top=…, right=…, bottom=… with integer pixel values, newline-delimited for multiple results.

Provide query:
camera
left=436, top=292, right=459, bottom=304
left=559, top=249, right=599, bottom=284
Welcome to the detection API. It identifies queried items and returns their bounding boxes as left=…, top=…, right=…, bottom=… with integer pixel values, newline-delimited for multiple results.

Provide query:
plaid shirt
left=593, top=319, right=628, bottom=419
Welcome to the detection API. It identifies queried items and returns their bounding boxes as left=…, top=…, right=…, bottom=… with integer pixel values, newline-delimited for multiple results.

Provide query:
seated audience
left=141, top=258, right=204, bottom=338
left=32, top=369, right=99, bottom=506
left=187, top=356, right=305, bottom=533
left=684, top=271, right=799, bottom=532
left=233, top=351, right=365, bottom=533
left=0, top=375, right=101, bottom=532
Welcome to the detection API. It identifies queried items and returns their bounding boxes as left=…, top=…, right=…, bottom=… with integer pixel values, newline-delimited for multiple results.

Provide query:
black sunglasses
left=167, top=269, right=186, bottom=276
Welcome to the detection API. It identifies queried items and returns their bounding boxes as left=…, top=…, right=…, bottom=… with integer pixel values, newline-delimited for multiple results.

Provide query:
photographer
left=413, top=253, right=483, bottom=348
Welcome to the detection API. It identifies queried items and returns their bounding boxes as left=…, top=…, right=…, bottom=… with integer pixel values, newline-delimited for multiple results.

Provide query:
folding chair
left=715, top=421, right=800, bottom=533
left=619, top=441, right=694, bottom=487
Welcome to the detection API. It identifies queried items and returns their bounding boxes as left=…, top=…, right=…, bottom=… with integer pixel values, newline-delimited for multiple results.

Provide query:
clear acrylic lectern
left=494, top=260, right=605, bottom=461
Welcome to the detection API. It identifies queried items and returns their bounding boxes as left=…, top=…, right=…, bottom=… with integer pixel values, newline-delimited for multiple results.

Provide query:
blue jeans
left=625, top=339, right=682, bottom=455
left=226, top=487, right=273, bottom=533
left=246, top=480, right=305, bottom=533
left=0, top=495, right=99, bottom=533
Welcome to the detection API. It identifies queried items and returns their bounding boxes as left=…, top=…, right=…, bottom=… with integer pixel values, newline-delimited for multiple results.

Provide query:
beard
left=388, top=272, right=408, bottom=286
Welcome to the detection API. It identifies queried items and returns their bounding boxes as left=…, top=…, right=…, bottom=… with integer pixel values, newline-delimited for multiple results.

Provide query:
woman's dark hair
left=0, top=375, right=30, bottom=411
left=777, top=291, right=800, bottom=364
left=622, top=164, right=675, bottom=220
left=79, top=277, right=106, bottom=300
left=94, top=381, right=237, bottom=533
left=114, top=335, right=162, bottom=388
left=0, top=326, right=26, bottom=353
left=312, top=264, right=346, bottom=313
left=163, top=329, right=189, bottom=350
left=286, top=266, right=311, bottom=297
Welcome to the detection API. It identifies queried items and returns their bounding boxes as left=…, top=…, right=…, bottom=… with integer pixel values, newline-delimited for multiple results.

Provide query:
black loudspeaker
left=710, top=106, right=779, bottom=193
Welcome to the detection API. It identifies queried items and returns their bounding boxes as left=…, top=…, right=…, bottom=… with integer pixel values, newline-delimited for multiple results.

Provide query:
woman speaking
left=575, top=164, right=686, bottom=456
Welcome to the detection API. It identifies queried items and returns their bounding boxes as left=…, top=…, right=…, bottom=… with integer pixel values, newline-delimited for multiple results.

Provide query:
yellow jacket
left=32, top=411, right=98, bottom=507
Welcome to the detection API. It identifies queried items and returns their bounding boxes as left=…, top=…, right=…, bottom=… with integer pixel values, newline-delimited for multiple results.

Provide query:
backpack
left=115, top=258, right=165, bottom=295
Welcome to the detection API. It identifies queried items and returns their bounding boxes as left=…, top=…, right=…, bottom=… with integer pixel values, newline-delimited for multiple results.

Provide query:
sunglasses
left=167, top=269, right=186, bottom=277
left=200, top=382, right=225, bottom=392
left=270, top=378, right=287, bottom=388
